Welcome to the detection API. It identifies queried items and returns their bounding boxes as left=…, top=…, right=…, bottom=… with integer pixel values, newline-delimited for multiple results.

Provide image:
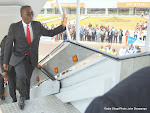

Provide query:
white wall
left=0, top=0, right=47, bottom=41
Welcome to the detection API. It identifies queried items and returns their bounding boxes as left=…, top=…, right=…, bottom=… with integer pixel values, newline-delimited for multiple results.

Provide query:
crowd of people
left=133, top=21, right=148, bottom=41
left=119, top=43, right=141, bottom=56
left=98, top=43, right=142, bottom=56
left=40, top=17, right=147, bottom=57
left=99, top=44, right=117, bottom=56
left=68, top=22, right=124, bottom=44
left=41, top=19, right=148, bottom=46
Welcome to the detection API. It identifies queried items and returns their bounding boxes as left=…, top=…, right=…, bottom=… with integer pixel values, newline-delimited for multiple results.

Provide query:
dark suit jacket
left=4, top=21, right=65, bottom=68
left=1, top=35, right=13, bottom=73
left=1, top=35, right=9, bottom=73
left=85, top=66, right=150, bottom=113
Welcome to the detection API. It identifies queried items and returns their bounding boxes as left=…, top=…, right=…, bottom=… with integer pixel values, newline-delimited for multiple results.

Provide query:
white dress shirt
left=22, top=20, right=34, bottom=42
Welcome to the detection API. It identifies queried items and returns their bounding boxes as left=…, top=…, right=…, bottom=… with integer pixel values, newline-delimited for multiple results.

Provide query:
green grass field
left=35, top=16, right=59, bottom=22
left=35, top=15, right=148, bottom=30
left=80, top=17, right=147, bottom=30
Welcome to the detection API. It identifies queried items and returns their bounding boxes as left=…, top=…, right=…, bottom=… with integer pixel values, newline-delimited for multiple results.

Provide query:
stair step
left=0, top=95, right=80, bottom=113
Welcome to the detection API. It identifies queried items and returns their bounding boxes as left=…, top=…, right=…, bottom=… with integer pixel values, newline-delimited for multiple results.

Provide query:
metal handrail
left=65, top=40, right=150, bottom=61
left=38, top=42, right=66, bottom=65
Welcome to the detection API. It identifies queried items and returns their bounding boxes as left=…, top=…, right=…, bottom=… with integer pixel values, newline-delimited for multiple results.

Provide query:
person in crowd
left=83, top=23, right=87, bottom=29
left=88, top=27, right=92, bottom=41
left=105, top=21, right=108, bottom=27
left=108, top=29, right=113, bottom=44
left=141, top=12, right=144, bottom=17
left=73, top=27, right=76, bottom=41
left=105, top=30, right=109, bottom=43
left=69, top=26, right=74, bottom=40
left=144, top=21, right=147, bottom=29
left=92, top=27, right=96, bottom=41
left=119, top=46, right=126, bottom=56
left=63, top=31, right=67, bottom=41
left=133, top=45, right=139, bottom=53
left=128, top=46, right=133, bottom=54
left=114, top=29, right=118, bottom=43
left=84, top=28, right=88, bottom=41
left=100, top=24, right=104, bottom=29
left=112, top=27, right=115, bottom=33
left=80, top=26, right=84, bottom=41
left=139, top=31, right=143, bottom=40
left=73, top=21, right=76, bottom=27
left=106, top=26, right=110, bottom=31
left=139, top=21, right=143, bottom=31
left=68, top=22, right=71, bottom=31
left=135, top=23, right=139, bottom=31
left=106, top=44, right=112, bottom=53
left=100, top=29, right=105, bottom=43
left=111, top=49, right=117, bottom=55
left=96, top=27, right=100, bottom=42
left=3, top=5, right=67, bottom=110
left=118, top=29, right=123, bottom=44
left=112, top=27, right=115, bottom=42
left=143, top=28, right=147, bottom=41
left=129, top=43, right=134, bottom=50
left=99, top=45, right=105, bottom=56
left=134, top=28, right=138, bottom=38
left=137, top=48, right=141, bottom=53
left=125, top=30, right=130, bottom=45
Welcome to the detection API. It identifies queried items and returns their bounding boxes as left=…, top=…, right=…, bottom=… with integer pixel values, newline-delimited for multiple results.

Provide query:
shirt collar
left=22, top=20, right=31, bottom=27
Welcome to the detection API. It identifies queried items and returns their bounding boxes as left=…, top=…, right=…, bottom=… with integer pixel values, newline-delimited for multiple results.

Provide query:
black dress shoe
left=18, top=97, right=25, bottom=110
left=1, top=96, right=5, bottom=100
left=25, top=96, right=30, bottom=100
left=12, top=97, right=17, bottom=103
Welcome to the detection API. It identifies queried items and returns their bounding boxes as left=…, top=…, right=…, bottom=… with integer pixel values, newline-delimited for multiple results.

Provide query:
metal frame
left=38, top=40, right=150, bottom=66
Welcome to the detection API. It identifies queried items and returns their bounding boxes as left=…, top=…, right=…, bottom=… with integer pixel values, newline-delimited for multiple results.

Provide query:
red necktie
left=27, top=25, right=31, bottom=56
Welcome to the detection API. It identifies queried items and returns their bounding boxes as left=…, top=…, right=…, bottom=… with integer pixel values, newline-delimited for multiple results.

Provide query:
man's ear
left=21, top=13, right=23, bottom=18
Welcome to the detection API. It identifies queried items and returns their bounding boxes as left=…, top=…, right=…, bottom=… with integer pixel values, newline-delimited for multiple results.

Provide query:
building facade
left=41, top=0, right=150, bottom=15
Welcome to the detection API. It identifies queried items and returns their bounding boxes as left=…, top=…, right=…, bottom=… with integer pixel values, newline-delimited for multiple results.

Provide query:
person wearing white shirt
left=143, top=29, right=147, bottom=41
left=119, top=46, right=126, bottom=56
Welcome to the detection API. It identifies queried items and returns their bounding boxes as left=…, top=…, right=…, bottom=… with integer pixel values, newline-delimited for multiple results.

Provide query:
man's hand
left=62, top=13, right=67, bottom=28
left=2, top=72, right=8, bottom=80
left=3, top=64, right=8, bottom=71
left=36, top=64, right=42, bottom=69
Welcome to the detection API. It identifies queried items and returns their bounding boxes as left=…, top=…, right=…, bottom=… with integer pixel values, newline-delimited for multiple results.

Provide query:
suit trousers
left=8, top=66, right=16, bottom=100
left=0, top=74, right=4, bottom=96
left=15, top=56, right=34, bottom=98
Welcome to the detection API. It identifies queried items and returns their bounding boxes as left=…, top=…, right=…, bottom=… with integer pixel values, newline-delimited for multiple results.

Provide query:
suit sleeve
left=3, top=24, right=15, bottom=65
left=1, top=36, right=7, bottom=73
left=85, top=96, right=119, bottom=113
left=40, top=23, right=66, bottom=37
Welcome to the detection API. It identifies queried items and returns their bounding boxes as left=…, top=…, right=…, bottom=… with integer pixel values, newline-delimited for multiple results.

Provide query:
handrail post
left=56, top=0, right=71, bottom=40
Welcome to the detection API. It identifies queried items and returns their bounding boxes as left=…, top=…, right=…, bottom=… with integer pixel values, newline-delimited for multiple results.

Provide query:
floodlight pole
left=76, top=0, right=80, bottom=42
left=56, top=0, right=71, bottom=40
left=144, top=13, right=150, bottom=51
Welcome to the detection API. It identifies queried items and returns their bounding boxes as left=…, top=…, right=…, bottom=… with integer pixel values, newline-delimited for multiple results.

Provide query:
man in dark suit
left=85, top=66, right=150, bottom=113
left=3, top=5, right=67, bottom=110
left=0, top=42, right=5, bottom=100
left=1, top=35, right=17, bottom=102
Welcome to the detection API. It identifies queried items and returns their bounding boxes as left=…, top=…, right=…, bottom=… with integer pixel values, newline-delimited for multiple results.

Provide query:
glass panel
left=136, top=8, right=149, bottom=15
left=87, top=8, right=105, bottom=14
left=108, top=8, right=117, bottom=14
left=118, top=8, right=129, bottom=15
